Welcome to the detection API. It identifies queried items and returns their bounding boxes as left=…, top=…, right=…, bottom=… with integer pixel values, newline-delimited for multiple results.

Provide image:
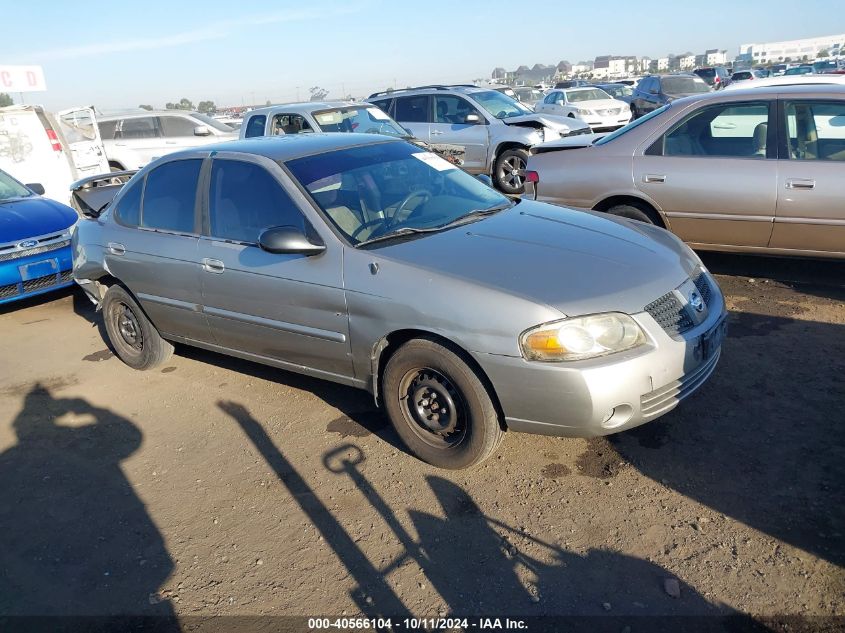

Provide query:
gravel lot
left=0, top=253, right=842, bottom=629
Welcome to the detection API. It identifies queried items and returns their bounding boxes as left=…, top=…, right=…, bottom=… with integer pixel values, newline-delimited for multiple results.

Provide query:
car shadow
left=0, top=383, right=178, bottom=628
left=605, top=309, right=845, bottom=568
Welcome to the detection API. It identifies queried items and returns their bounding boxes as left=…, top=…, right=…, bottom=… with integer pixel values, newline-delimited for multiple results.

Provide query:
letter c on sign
left=0, top=72, right=11, bottom=88
left=26, top=71, right=37, bottom=87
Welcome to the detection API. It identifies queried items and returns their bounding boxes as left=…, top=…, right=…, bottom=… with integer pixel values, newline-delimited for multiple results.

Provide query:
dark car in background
left=629, top=74, right=711, bottom=118
left=784, top=65, right=815, bottom=76
left=553, top=79, right=590, bottom=89
left=693, top=67, right=731, bottom=90
left=0, top=168, right=77, bottom=305
left=592, top=83, right=635, bottom=103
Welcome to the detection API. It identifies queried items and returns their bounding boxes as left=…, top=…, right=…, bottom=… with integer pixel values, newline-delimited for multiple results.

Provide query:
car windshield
left=470, top=90, right=533, bottom=119
left=192, top=113, right=234, bottom=132
left=663, top=76, right=710, bottom=94
left=286, top=141, right=510, bottom=247
left=312, top=107, right=408, bottom=138
left=594, top=104, right=671, bottom=146
left=0, top=170, right=34, bottom=202
left=567, top=88, right=612, bottom=102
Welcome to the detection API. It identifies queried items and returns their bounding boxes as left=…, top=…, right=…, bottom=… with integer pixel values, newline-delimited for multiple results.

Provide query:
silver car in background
left=525, top=85, right=845, bottom=259
left=72, top=134, right=725, bottom=469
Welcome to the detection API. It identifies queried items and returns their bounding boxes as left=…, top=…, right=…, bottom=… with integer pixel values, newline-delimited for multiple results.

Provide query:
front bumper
left=0, top=245, right=74, bottom=305
left=473, top=273, right=726, bottom=437
left=584, top=113, right=631, bottom=131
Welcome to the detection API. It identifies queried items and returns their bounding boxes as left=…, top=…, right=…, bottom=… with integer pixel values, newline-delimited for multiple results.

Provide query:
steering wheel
left=350, top=189, right=432, bottom=241
left=350, top=218, right=389, bottom=241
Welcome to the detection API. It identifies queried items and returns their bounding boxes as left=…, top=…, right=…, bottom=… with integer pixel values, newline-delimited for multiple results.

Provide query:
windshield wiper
left=355, top=226, right=443, bottom=248
left=435, top=200, right=515, bottom=230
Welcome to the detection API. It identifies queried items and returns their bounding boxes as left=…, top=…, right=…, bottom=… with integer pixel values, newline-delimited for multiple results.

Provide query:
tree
left=138, top=104, right=153, bottom=111
left=0, top=93, right=13, bottom=107
left=165, top=98, right=194, bottom=110
left=265, top=100, right=272, bottom=106
left=197, top=100, right=216, bottom=114
left=309, top=86, right=328, bottom=101
left=818, top=49, right=829, bottom=58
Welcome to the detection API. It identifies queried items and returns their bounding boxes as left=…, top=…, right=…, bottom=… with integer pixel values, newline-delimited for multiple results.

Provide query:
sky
left=1, top=0, right=842, bottom=111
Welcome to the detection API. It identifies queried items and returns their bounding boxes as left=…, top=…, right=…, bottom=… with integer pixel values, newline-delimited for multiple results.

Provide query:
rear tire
left=382, top=338, right=504, bottom=469
left=605, top=204, right=656, bottom=224
left=102, top=285, right=173, bottom=370
left=493, top=148, right=529, bottom=195
left=630, top=104, right=640, bottom=120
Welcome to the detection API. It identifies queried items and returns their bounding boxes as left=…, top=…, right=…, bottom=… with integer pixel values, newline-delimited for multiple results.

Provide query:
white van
left=0, top=105, right=109, bottom=205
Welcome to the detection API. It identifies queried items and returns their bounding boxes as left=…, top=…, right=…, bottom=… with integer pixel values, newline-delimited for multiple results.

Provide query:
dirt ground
left=0, top=253, right=842, bottom=629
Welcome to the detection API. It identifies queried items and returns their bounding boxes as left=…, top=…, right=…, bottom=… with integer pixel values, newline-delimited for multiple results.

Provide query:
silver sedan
left=72, top=133, right=726, bottom=469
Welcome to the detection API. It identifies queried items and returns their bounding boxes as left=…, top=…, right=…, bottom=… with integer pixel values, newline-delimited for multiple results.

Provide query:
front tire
left=382, top=338, right=504, bottom=469
left=102, top=285, right=173, bottom=370
left=494, top=148, right=529, bottom=195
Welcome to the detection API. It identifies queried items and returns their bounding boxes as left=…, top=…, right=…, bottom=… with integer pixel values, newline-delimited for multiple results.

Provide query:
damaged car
left=367, top=85, right=592, bottom=194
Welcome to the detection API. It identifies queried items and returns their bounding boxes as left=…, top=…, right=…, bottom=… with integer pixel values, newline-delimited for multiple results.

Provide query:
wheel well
left=373, top=329, right=507, bottom=431
left=108, top=160, right=125, bottom=170
left=493, top=142, right=529, bottom=168
left=592, top=196, right=666, bottom=228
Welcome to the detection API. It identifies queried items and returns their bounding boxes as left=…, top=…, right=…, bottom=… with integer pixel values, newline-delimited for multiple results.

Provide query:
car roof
left=668, top=84, right=845, bottom=106
left=98, top=110, right=201, bottom=120
left=161, top=132, right=398, bottom=163
left=724, top=74, right=845, bottom=90
left=367, top=85, right=491, bottom=99
left=244, top=101, right=365, bottom=117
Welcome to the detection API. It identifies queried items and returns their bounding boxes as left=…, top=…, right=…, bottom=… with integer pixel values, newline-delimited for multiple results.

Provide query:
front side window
left=118, top=117, right=159, bottom=139
left=394, top=95, right=430, bottom=123
left=208, top=160, right=305, bottom=243
left=114, top=177, right=143, bottom=226
left=141, top=159, right=202, bottom=233
left=160, top=116, right=198, bottom=137
left=434, top=96, right=481, bottom=124
left=785, top=101, right=845, bottom=161
left=286, top=141, right=509, bottom=246
left=271, top=113, right=312, bottom=135
left=661, top=102, right=770, bottom=157
left=243, top=115, right=267, bottom=138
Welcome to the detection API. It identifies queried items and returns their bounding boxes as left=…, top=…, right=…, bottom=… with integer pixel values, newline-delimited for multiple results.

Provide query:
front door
left=636, top=100, right=778, bottom=248
left=197, top=154, right=353, bottom=380
left=429, top=95, right=489, bottom=172
left=770, top=99, right=845, bottom=255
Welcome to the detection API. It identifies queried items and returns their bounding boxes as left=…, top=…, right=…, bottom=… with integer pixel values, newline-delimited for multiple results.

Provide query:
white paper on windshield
left=368, top=107, right=390, bottom=120
left=412, top=151, right=457, bottom=171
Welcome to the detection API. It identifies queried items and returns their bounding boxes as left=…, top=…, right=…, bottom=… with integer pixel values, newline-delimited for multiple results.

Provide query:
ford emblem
left=18, top=240, right=38, bottom=249
left=689, top=291, right=704, bottom=312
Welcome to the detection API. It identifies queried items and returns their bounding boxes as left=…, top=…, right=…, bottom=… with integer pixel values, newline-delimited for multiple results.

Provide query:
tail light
left=46, top=129, right=62, bottom=153
left=525, top=170, right=539, bottom=183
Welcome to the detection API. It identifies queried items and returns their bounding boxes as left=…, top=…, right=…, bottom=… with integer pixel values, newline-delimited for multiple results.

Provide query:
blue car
left=0, top=168, right=77, bottom=305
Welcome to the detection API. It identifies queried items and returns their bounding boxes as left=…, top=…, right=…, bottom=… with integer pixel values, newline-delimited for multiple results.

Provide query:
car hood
left=372, top=201, right=699, bottom=316
left=504, top=113, right=591, bottom=133
left=0, top=196, right=78, bottom=244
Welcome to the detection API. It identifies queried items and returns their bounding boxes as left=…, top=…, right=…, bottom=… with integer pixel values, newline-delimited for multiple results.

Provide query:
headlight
left=576, top=108, right=592, bottom=115
left=520, top=313, right=646, bottom=362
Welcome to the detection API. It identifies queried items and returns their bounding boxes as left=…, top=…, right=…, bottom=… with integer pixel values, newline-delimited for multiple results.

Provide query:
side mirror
left=464, top=113, right=482, bottom=124
left=258, top=226, right=325, bottom=256
left=26, top=183, right=46, bottom=195
left=193, top=125, right=211, bottom=136
left=475, top=174, right=493, bottom=187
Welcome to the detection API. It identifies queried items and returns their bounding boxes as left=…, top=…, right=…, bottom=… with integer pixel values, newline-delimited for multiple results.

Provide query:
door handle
left=202, top=258, right=225, bottom=274
left=107, top=242, right=125, bottom=256
left=785, top=179, right=815, bottom=190
left=643, top=174, right=666, bottom=183
left=430, top=130, right=444, bottom=136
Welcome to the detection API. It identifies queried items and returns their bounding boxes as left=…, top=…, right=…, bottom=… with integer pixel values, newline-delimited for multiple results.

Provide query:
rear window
left=243, top=114, right=267, bottom=138
left=662, top=77, right=710, bottom=94
left=141, top=159, right=202, bottom=233
left=696, top=69, right=716, bottom=78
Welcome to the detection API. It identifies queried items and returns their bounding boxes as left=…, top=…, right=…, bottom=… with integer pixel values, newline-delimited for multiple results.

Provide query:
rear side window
left=114, top=178, right=143, bottom=226
left=243, top=115, right=267, bottom=138
left=118, top=117, right=159, bottom=139
left=370, top=98, right=393, bottom=115
left=141, top=159, right=202, bottom=233
left=160, top=116, right=198, bottom=137
left=661, top=102, right=770, bottom=158
left=98, top=120, right=118, bottom=140
left=208, top=159, right=305, bottom=243
left=394, top=95, right=430, bottom=123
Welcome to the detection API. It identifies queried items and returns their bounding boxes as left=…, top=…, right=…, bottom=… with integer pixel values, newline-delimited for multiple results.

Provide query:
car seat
left=752, top=122, right=768, bottom=156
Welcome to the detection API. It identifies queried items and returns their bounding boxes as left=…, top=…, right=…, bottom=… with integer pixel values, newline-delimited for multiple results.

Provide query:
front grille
left=22, top=272, right=62, bottom=293
left=0, top=282, right=18, bottom=299
left=640, top=350, right=720, bottom=421
left=693, top=271, right=711, bottom=305
left=0, top=239, right=70, bottom=263
left=596, top=108, right=621, bottom=116
left=644, top=292, right=694, bottom=336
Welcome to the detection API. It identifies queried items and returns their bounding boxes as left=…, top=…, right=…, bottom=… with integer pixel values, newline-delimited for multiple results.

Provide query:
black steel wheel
left=102, top=285, right=173, bottom=370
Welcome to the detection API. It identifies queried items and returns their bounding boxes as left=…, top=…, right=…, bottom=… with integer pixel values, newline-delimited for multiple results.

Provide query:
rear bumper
left=0, top=245, right=74, bottom=305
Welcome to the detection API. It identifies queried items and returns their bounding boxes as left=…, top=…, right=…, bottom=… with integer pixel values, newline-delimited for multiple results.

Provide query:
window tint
left=160, top=116, right=198, bottom=137
left=115, top=177, right=143, bottom=226
left=98, top=120, right=117, bottom=140
left=785, top=101, right=845, bottom=161
left=369, top=98, right=393, bottom=115
left=271, top=113, right=312, bottom=135
left=141, top=159, right=202, bottom=233
left=394, top=95, right=430, bottom=123
left=661, top=76, right=710, bottom=94
left=209, top=160, right=305, bottom=243
left=663, top=102, right=770, bottom=158
left=118, top=117, right=158, bottom=139
left=243, top=114, right=267, bottom=138
left=434, top=95, right=480, bottom=123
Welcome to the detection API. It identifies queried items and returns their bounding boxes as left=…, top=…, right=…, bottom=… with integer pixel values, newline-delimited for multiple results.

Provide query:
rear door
left=636, top=100, right=778, bottom=248
left=55, top=107, right=109, bottom=178
left=197, top=154, right=352, bottom=379
left=429, top=95, right=489, bottom=172
left=770, top=99, right=845, bottom=255
left=113, top=116, right=164, bottom=168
